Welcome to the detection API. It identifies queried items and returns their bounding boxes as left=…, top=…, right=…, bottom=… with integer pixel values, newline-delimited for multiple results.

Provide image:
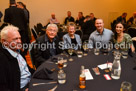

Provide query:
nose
left=17, top=38, right=21, bottom=43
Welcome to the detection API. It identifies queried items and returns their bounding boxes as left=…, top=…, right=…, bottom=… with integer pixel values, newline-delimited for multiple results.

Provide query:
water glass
left=120, top=81, right=132, bottom=91
left=63, top=59, right=68, bottom=67
left=58, top=69, right=66, bottom=84
left=77, top=50, right=83, bottom=58
left=121, top=50, right=128, bottom=59
left=113, top=50, right=121, bottom=60
left=94, top=48, right=99, bottom=55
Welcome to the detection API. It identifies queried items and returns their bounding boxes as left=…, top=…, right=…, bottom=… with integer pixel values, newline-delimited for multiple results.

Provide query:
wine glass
left=68, top=48, right=74, bottom=61
left=82, top=41, right=89, bottom=56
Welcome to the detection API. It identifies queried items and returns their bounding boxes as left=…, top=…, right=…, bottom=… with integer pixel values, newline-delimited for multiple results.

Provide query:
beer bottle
left=79, top=66, right=86, bottom=89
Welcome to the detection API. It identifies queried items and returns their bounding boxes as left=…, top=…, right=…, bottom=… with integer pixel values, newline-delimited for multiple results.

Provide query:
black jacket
left=0, top=43, right=34, bottom=91
left=64, top=16, right=75, bottom=25
left=34, top=34, right=62, bottom=68
left=4, top=6, right=27, bottom=31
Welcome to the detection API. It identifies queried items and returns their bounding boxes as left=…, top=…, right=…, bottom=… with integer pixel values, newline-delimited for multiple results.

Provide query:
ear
left=1, top=39, right=9, bottom=47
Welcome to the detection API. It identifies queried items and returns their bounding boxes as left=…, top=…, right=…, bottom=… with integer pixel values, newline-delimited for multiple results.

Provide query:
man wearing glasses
left=34, top=24, right=62, bottom=68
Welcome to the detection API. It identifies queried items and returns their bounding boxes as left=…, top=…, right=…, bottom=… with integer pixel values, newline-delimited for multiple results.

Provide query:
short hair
left=79, top=12, right=83, bottom=15
left=85, top=15, right=90, bottom=19
left=46, top=24, right=58, bottom=32
left=0, top=25, right=19, bottom=40
left=90, top=13, right=94, bottom=15
left=17, top=2, right=26, bottom=8
left=95, top=18, right=104, bottom=23
left=10, top=0, right=16, bottom=4
left=67, top=22, right=76, bottom=29
left=122, top=12, right=127, bottom=16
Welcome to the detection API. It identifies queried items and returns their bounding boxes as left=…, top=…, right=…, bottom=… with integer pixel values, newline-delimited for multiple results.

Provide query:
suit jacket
left=0, top=43, right=34, bottom=91
left=63, top=33, right=82, bottom=50
left=4, top=6, right=27, bottom=31
left=127, top=17, right=135, bottom=25
left=34, top=34, right=62, bottom=68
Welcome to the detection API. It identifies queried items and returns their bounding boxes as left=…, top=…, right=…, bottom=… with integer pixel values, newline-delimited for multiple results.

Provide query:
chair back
left=75, top=29, right=83, bottom=39
left=29, top=41, right=36, bottom=69
left=31, top=28, right=38, bottom=40
left=128, top=27, right=136, bottom=37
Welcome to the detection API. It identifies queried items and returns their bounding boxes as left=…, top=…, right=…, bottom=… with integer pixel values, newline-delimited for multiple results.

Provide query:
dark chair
left=75, top=29, right=83, bottom=39
left=111, top=20, right=117, bottom=32
left=57, top=31, right=67, bottom=41
left=29, top=41, right=36, bottom=70
left=128, top=27, right=136, bottom=38
left=37, top=23, right=45, bottom=36
left=34, top=25, right=39, bottom=35
left=31, top=28, right=38, bottom=40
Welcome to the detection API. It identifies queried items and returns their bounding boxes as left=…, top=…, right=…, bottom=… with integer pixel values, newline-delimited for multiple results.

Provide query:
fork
left=48, top=85, right=58, bottom=91
left=32, top=81, right=57, bottom=86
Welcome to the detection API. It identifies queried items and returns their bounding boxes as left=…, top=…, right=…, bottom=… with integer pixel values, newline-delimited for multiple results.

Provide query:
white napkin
left=84, top=69, right=94, bottom=80
left=98, top=63, right=112, bottom=70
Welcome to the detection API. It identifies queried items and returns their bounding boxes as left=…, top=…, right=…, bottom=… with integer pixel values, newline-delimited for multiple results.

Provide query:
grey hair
left=0, top=25, right=19, bottom=40
left=46, top=24, right=58, bottom=32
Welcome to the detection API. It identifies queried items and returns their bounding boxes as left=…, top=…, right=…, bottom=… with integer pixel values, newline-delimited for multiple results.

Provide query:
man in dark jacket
left=4, top=1, right=28, bottom=55
left=64, top=11, right=75, bottom=25
left=34, top=24, right=62, bottom=68
left=0, top=25, right=33, bottom=91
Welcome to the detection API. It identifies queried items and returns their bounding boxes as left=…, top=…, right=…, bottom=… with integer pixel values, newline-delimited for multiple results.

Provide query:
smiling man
left=88, top=18, right=113, bottom=49
left=0, top=25, right=33, bottom=91
left=34, top=24, right=62, bottom=68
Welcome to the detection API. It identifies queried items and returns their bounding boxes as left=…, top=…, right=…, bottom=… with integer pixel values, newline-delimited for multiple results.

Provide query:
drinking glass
left=94, top=48, right=100, bottom=55
left=63, top=59, right=68, bottom=67
left=58, top=57, right=64, bottom=69
left=68, top=48, right=74, bottom=61
left=83, top=41, right=89, bottom=56
left=76, top=50, right=83, bottom=58
left=121, top=50, right=128, bottom=59
left=120, top=81, right=132, bottom=91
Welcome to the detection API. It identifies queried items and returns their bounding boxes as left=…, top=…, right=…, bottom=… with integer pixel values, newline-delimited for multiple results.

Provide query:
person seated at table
left=127, top=12, right=136, bottom=27
left=64, top=11, right=75, bottom=25
left=49, top=13, right=60, bottom=24
left=63, top=22, right=82, bottom=50
left=0, top=25, right=34, bottom=91
left=88, top=18, right=113, bottom=49
left=34, top=24, right=62, bottom=68
left=112, top=22, right=135, bottom=52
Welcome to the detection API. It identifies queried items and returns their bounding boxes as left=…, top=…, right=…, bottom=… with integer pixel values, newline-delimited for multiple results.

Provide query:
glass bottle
left=111, top=53, right=121, bottom=80
left=79, top=66, right=86, bottom=89
left=58, top=69, right=66, bottom=84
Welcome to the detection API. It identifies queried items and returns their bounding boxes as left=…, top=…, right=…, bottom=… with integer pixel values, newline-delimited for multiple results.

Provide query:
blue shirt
left=88, top=28, right=113, bottom=48
left=6, top=48, right=31, bottom=88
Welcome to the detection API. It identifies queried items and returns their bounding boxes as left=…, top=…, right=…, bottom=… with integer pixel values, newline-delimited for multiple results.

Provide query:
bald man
left=49, top=13, right=59, bottom=24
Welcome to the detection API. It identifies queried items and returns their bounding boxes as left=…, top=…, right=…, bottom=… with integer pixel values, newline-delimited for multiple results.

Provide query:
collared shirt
left=45, top=34, right=57, bottom=56
left=6, top=48, right=31, bottom=89
left=88, top=28, right=113, bottom=48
